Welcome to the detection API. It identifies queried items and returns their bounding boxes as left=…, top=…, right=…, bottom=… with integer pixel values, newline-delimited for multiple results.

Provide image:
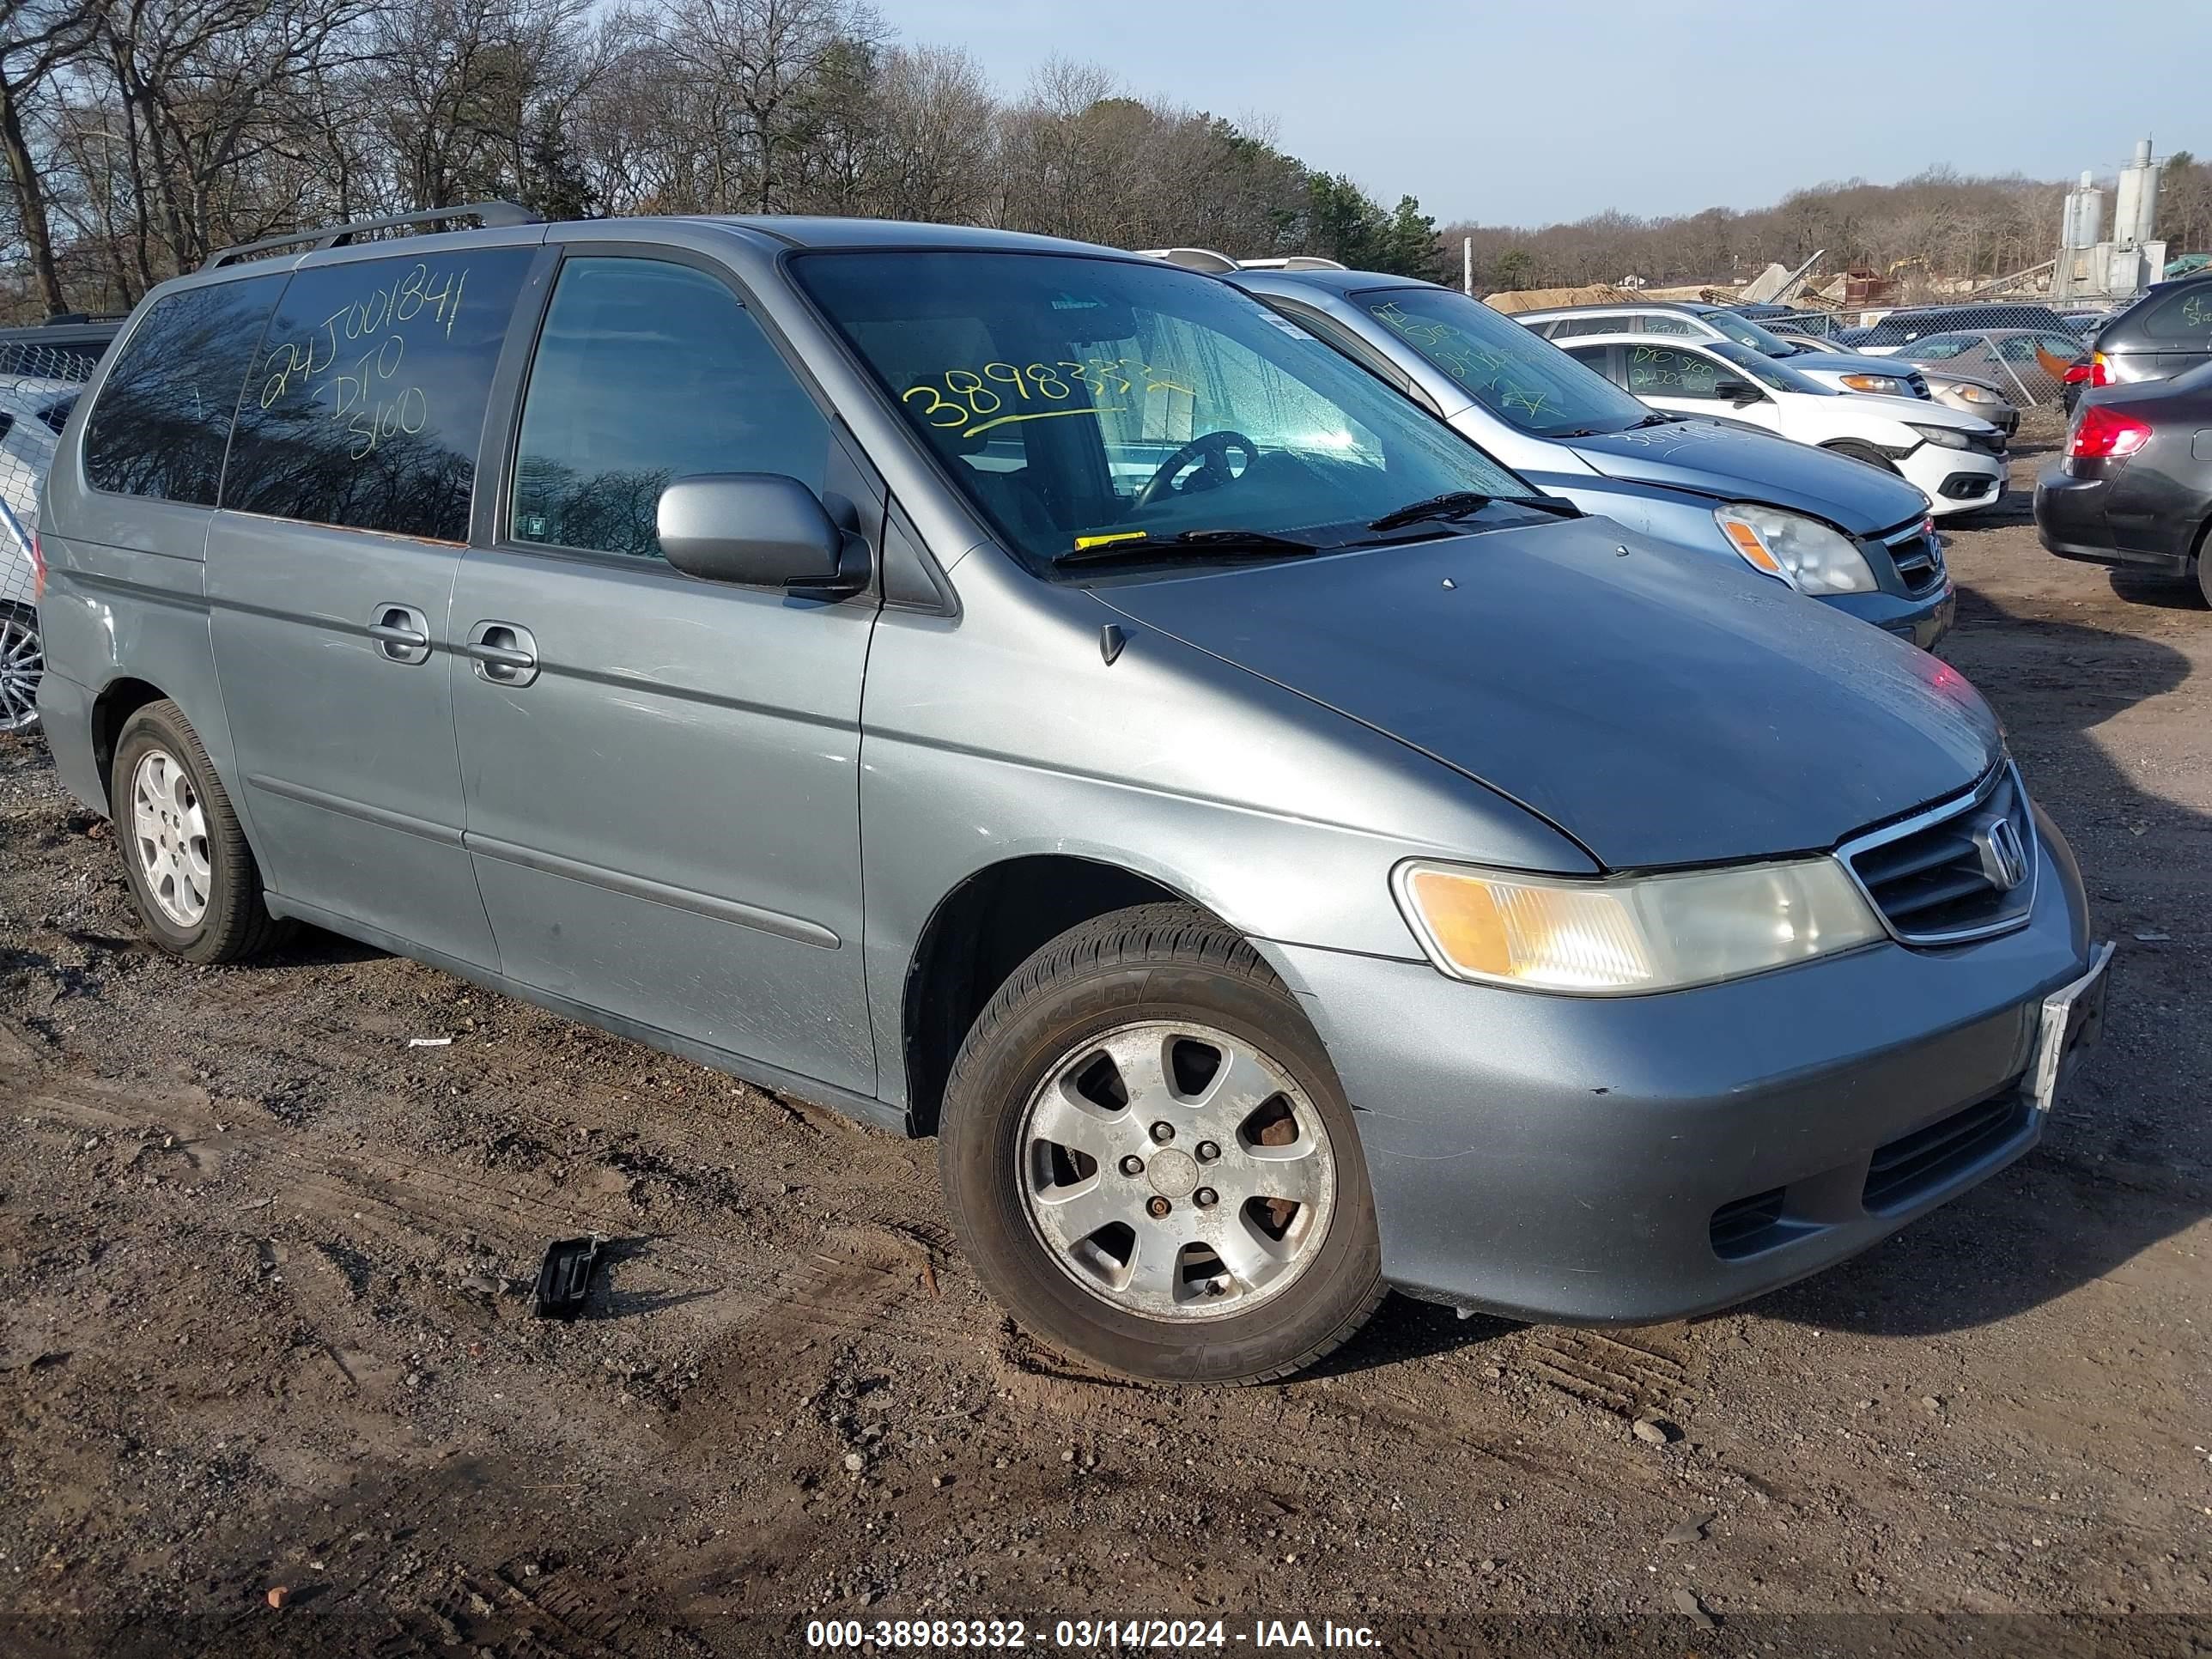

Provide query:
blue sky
left=900, top=0, right=2211, bottom=226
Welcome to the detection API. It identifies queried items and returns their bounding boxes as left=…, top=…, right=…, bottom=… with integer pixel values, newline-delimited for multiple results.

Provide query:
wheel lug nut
left=1194, top=1188, right=1218, bottom=1209
left=1119, top=1155, right=1145, bottom=1177
left=1149, top=1121, right=1174, bottom=1144
left=1195, top=1140, right=1219, bottom=1163
left=1146, top=1196, right=1170, bottom=1218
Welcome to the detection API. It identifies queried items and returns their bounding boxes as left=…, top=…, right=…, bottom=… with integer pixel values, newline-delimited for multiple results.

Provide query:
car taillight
left=2061, top=362, right=2093, bottom=386
left=2069, top=405, right=2151, bottom=459
left=2089, top=351, right=2109, bottom=387
left=28, top=532, right=44, bottom=600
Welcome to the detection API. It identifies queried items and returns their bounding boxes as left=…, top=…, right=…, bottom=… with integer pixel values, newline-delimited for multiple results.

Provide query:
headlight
left=1712, top=502, right=1879, bottom=595
left=1839, top=372, right=1910, bottom=396
left=1908, top=423, right=1971, bottom=450
left=1394, top=859, right=1883, bottom=995
left=1954, top=384, right=2000, bottom=404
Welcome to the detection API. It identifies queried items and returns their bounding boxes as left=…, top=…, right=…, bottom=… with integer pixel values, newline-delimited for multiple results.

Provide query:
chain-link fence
left=1757, top=303, right=2110, bottom=410
left=0, top=340, right=101, bottom=732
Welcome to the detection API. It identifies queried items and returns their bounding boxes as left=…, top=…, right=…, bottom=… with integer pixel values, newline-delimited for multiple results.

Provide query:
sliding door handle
left=464, top=621, right=539, bottom=686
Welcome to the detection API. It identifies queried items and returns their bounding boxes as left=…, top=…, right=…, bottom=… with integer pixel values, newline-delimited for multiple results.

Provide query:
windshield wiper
left=1366, top=490, right=1580, bottom=533
left=1055, top=528, right=1325, bottom=568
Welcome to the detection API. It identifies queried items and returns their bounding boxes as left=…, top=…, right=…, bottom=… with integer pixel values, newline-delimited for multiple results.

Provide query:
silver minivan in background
left=36, top=210, right=2111, bottom=1384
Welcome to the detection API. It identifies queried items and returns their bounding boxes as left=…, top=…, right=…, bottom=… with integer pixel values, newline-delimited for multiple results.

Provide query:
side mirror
left=656, top=474, right=868, bottom=599
left=1708, top=378, right=1762, bottom=405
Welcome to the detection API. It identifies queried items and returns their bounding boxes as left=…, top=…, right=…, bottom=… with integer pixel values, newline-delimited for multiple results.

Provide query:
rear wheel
left=939, top=903, right=1384, bottom=1384
left=109, top=700, right=289, bottom=963
left=0, top=604, right=40, bottom=733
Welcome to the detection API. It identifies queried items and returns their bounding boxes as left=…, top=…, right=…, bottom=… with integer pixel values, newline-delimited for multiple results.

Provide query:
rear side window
left=1547, top=315, right=1624, bottom=338
left=2136, top=284, right=2212, bottom=343
left=224, top=248, right=532, bottom=541
left=1639, top=315, right=1699, bottom=336
left=508, top=257, right=830, bottom=560
left=82, top=276, right=284, bottom=505
left=1626, top=344, right=1722, bottom=397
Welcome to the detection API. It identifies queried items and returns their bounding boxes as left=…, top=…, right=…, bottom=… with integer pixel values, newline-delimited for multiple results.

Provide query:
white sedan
left=1559, top=336, right=2008, bottom=517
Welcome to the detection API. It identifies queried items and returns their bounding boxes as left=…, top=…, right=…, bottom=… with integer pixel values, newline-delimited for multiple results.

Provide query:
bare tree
left=1, top=0, right=95, bottom=313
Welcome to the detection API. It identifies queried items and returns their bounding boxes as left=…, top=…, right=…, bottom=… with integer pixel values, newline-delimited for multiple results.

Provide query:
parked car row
left=31, top=209, right=2111, bottom=1385
left=0, top=325, right=116, bottom=734
left=1216, top=269, right=1956, bottom=645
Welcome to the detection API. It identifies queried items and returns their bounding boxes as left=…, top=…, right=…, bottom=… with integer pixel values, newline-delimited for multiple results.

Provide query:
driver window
left=1626, top=344, right=1721, bottom=398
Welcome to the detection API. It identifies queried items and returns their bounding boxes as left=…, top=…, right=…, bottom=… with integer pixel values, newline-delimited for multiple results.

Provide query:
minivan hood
left=1569, top=419, right=1928, bottom=532
left=1089, top=517, right=1999, bottom=870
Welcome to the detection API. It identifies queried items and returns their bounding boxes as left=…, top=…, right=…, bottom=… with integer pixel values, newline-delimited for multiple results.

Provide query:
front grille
left=1840, top=765, right=2036, bottom=943
left=1905, top=372, right=1930, bottom=398
left=1966, top=429, right=2008, bottom=456
left=1709, top=1188, right=1788, bottom=1259
left=1863, top=1089, right=2030, bottom=1212
left=1886, top=527, right=1948, bottom=597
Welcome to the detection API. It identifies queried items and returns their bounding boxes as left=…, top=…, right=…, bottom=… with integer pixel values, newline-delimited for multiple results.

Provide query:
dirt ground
left=3, top=428, right=2209, bottom=1657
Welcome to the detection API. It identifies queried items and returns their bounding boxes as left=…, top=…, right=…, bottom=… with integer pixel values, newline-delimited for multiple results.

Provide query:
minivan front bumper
left=1271, top=808, right=2097, bottom=1324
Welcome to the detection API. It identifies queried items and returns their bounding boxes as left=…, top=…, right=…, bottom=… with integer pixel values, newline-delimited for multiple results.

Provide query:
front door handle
left=465, top=621, right=539, bottom=687
left=368, top=604, right=431, bottom=665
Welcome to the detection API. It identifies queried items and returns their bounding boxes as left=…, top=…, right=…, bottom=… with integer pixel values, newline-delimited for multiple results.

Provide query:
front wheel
left=939, top=904, right=1384, bottom=1384
left=1821, top=439, right=1902, bottom=475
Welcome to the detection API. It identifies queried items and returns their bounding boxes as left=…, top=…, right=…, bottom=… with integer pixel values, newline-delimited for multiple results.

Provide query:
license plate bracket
left=2029, top=941, right=2114, bottom=1115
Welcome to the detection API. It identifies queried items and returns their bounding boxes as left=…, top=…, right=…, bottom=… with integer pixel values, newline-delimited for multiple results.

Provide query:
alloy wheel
left=130, top=747, right=211, bottom=927
left=1017, top=1020, right=1338, bottom=1322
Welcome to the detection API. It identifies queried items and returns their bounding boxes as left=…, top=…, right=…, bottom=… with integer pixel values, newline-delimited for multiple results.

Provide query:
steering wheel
left=1133, top=429, right=1257, bottom=509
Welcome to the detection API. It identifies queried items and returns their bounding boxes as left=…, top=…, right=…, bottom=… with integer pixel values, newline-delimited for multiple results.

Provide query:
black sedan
left=2035, top=362, right=2212, bottom=604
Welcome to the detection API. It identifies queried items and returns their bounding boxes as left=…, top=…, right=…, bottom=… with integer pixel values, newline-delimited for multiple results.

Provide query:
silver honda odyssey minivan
left=35, top=210, right=2112, bottom=1383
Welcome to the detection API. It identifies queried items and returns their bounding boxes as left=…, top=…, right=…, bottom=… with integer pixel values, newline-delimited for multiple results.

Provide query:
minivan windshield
left=1351, top=286, right=1657, bottom=439
left=793, top=252, right=1540, bottom=573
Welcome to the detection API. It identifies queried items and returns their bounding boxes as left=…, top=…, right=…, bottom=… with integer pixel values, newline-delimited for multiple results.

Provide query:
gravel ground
left=3, top=430, right=2209, bottom=1656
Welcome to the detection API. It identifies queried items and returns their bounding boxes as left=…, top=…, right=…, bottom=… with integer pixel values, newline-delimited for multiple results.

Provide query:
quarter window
left=2138, top=286, right=2212, bottom=341
left=1638, top=314, right=1699, bottom=336
left=82, top=276, right=285, bottom=506
left=509, top=258, right=830, bottom=559
left=223, top=248, right=532, bottom=541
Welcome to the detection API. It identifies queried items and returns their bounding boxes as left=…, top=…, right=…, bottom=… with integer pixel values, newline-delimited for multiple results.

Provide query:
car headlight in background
left=1908, top=423, right=1972, bottom=450
left=1393, top=858, right=1884, bottom=995
left=1712, top=502, right=1879, bottom=595
left=1952, top=384, right=2002, bottom=404
left=1839, top=372, right=1911, bottom=396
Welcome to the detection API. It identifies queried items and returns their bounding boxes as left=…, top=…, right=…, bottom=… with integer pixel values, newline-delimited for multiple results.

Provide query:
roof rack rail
left=200, top=201, right=543, bottom=271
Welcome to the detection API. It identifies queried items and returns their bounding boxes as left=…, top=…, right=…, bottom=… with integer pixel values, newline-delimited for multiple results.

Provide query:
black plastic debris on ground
left=533, top=1237, right=603, bottom=1319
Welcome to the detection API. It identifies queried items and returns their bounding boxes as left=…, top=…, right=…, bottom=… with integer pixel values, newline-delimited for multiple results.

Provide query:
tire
left=109, top=700, right=289, bottom=963
left=0, top=603, right=40, bottom=734
left=1822, top=440, right=1901, bottom=475
left=2196, top=521, right=2212, bottom=609
left=939, top=902, right=1385, bottom=1384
